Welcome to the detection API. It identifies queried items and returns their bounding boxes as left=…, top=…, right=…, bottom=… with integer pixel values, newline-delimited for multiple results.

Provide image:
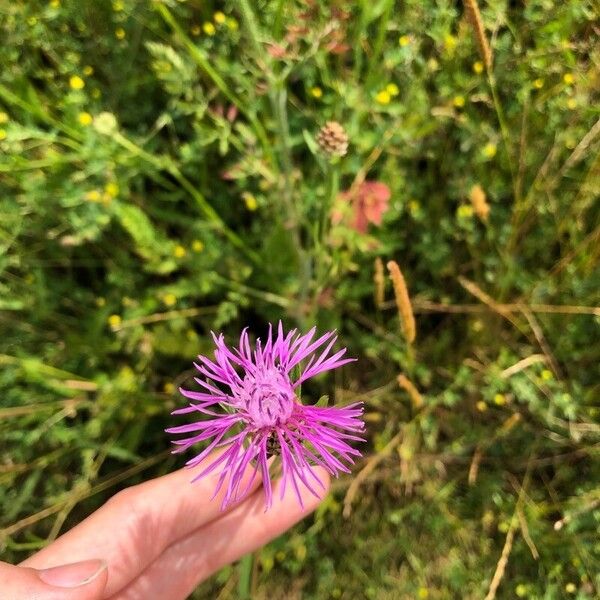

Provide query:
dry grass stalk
left=484, top=522, right=516, bottom=600
left=343, top=429, right=403, bottom=518
left=485, top=451, right=535, bottom=600
left=463, top=0, right=493, bottom=69
left=517, top=505, right=540, bottom=560
left=403, top=299, right=600, bottom=316
left=387, top=260, right=416, bottom=344
left=468, top=444, right=483, bottom=486
left=500, top=354, right=547, bottom=379
left=374, top=257, right=385, bottom=308
left=397, top=374, right=424, bottom=409
left=457, top=276, right=530, bottom=338
left=520, top=307, right=562, bottom=379
left=469, top=184, right=490, bottom=222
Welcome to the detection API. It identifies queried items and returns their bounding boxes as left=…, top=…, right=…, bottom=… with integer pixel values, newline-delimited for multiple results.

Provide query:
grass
left=1, top=1, right=599, bottom=598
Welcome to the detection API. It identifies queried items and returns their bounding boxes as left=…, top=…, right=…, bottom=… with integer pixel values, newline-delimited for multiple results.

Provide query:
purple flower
left=167, top=322, right=365, bottom=510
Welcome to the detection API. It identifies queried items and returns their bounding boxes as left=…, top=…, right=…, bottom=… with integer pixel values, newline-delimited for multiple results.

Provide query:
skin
left=0, top=453, right=330, bottom=600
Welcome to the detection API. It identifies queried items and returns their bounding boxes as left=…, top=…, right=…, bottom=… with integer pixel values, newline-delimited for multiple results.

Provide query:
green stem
left=322, top=162, right=339, bottom=245
left=364, top=0, right=394, bottom=89
left=487, top=71, right=517, bottom=195
left=238, top=0, right=311, bottom=326
left=238, top=553, right=253, bottom=599
left=313, top=162, right=339, bottom=306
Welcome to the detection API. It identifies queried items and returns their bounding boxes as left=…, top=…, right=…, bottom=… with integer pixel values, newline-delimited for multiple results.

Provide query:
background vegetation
left=1, top=1, right=599, bottom=598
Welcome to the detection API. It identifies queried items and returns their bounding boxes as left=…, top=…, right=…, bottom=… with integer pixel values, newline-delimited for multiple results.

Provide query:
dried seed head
left=469, top=184, right=490, bottom=222
left=387, top=260, right=416, bottom=344
left=316, top=121, right=349, bottom=157
left=463, top=0, right=493, bottom=69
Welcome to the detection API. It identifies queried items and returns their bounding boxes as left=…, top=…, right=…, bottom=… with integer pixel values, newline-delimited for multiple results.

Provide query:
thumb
left=0, top=558, right=108, bottom=600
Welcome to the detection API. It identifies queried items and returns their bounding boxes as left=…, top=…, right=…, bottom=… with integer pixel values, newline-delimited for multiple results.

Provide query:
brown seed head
left=469, top=184, right=490, bottom=222
left=386, top=260, right=416, bottom=344
left=316, top=121, right=349, bottom=157
left=463, top=0, right=493, bottom=69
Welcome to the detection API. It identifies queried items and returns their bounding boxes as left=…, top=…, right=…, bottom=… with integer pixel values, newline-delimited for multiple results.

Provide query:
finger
left=21, top=452, right=262, bottom=597
left=111, top=466, right=330, bottom=600
left=0, top=558, right=107, bottom=600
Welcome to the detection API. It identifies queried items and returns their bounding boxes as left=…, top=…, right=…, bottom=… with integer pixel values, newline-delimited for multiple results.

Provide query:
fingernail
left=38, top=559, right=107, bottom=588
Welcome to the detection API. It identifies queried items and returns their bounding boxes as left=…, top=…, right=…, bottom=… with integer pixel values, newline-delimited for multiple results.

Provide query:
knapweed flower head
left=168, top=323, right=365, bottom=510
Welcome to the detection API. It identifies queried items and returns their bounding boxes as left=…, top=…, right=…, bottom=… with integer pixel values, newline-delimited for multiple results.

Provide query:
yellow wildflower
left=69, top=75, right=85, bottom=90
left=95, top=297, right=106, bottom=307
left=515, top=584, right=527, bottom=598
left=78, top=112, right=93, bottom=126
left=27, top=16, right=38, bottom=26
left=192, top=240, right=204, bottom=252
left=444, top=34, right=457, bottom=52
left=453, top=95, right=465, bottom=108
left=226, top=18, right=239, bottom=31
left=565, top=583, right=576, bottom=594
left=566, top=98, right=577, bottom=110
left=408, top=200, right=421, bottom=217
left=563, top=73, right=575, bottom=85
left=104, top=182, right=119, bottom=197
left=242, top=192, right=258, bottom=211
left=427, top=58, right=439, bottom=71
left=541, top=369, right=553, bottom=381
left=386, top=83, right=400, bottom=96
left=375, top=90, right=391, bottom=105
left=112, top=0, right=124, bottom=11
left=108, top=314, right=122, bottom=329
left=83, top=65, right=94, bottom=76
left=85, top=190, right=102, bottom=202
left=163, top=382, right=175, bottom=394
left=0, top=112, right=8, bottom=124
left=473, top=61, right=484, bottom=74
left=494, top=393, right=506, bottom=406
left=417, top=588, right=429, bottom=599
left=174, top=245, right=186, bottom=258
left=399, top=35, right=411, bottom=47
left=483, top=143, right=497, bottom=159
left=310, top=86, right=323, bottom=98
left=163, top=293, right=177, bottom=307
left=0, top=130, right=7, bottom=141
left=533, top=78, right=544, bottom=89
left=50, top=0, right=60, bottom=7
left=457, top=205, right=473, bottom=219
left=476, top=400, right=487, bottom=412
left=203, top=22, right=216, bottom=36
left=115, top=27, right=126, bottom=40
left=214, top=11, right=226, bottom=24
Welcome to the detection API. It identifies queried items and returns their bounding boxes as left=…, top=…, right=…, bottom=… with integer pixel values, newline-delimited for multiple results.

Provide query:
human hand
left=1, top=454, right=330, bottom=599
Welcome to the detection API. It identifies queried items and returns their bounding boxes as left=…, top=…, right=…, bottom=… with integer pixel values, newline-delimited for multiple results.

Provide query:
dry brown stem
left=397, top=374, right=424, bottom=409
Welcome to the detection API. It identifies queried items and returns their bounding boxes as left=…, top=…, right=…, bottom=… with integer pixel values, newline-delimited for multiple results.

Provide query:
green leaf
left=315, top=395, right=329, bottom=408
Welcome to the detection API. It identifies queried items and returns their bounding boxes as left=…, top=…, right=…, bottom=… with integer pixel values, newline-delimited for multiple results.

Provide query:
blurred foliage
left=1, top=0, right=599, bottom=598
